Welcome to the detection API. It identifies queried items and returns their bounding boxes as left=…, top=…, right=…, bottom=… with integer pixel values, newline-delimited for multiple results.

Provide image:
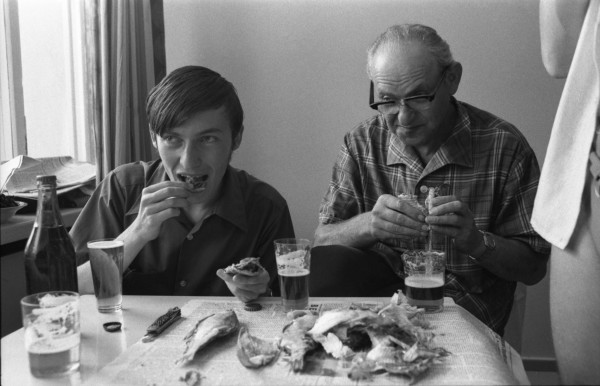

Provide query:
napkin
left=531, top=1, right=600, bottom=249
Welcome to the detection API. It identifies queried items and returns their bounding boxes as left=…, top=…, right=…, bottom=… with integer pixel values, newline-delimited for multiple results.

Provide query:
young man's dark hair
left=146, top=66, right=244, bottom=139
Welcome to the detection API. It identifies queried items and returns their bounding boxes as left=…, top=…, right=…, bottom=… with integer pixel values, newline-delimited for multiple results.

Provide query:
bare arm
left=314, top=212, right=380, bottom=248
left=314, top=194, right=428, bottom=247
left=426, top=196, right=548, bottom=285
left=467, top=232, right=548, bottom=285
left=540, top=0, right=589, bottom=78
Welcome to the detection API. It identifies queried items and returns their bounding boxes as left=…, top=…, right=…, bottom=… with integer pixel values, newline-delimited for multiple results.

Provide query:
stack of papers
left=1, top=155, right=96, bottom=198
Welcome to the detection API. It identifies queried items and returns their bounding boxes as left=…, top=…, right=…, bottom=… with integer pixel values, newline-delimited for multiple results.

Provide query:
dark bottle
left=24, top=175, right=78, bottom=294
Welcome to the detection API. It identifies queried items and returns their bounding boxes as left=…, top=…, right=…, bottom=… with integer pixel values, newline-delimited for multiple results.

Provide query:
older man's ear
left=446, top=61, right=463, bottom=96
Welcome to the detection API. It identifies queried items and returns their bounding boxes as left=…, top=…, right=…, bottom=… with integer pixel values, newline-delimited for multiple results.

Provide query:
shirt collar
left=126, top=163, right=248, bottom=232
left=386, top=99, right=473, bottom=170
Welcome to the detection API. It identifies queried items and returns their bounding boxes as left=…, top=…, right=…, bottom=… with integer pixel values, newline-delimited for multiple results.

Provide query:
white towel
left=531, top=0, right=600, bottom=249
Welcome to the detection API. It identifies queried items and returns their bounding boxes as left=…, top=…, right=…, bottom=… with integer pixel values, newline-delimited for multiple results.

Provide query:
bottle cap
left=36, top=175, right=57, bottom=185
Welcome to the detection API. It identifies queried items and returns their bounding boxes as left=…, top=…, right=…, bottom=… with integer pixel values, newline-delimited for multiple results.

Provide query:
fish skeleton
left=175, top=310, right=240, bottom=366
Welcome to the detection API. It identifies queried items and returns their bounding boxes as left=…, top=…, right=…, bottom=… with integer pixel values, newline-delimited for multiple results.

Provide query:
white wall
left=165, top=0, right=565, bottom=360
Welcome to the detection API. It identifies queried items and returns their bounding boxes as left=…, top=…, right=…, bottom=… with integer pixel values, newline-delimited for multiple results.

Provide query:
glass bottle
left=24, top=175, right=78, bottom=294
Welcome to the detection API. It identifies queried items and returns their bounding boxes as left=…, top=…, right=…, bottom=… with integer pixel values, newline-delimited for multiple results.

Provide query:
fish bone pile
left=279, top=291, right=450, bottom=381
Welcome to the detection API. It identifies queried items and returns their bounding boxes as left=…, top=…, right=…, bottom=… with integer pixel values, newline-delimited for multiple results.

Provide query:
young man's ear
left=149, top=129, right=158, bottom=149
left=232, top=125, right=244, bottom=151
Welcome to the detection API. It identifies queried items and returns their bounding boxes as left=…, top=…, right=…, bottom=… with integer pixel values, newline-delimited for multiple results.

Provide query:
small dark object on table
left=244, top=303, right=262, bottom=312
left=103, top=322, right=122, bottom=333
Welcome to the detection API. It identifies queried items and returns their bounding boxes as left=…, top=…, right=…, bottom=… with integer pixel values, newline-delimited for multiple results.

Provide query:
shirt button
left=420, top=185, right=429, bottom=194
left=179, top=280, right=187, bottom=287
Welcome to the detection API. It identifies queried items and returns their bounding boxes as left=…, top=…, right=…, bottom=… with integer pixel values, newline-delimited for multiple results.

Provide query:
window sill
left=1, top=207, right=82, bottom=246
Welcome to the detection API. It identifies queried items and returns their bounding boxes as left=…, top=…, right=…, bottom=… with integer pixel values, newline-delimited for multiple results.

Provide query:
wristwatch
left=468, top=230, right=495, bottom=262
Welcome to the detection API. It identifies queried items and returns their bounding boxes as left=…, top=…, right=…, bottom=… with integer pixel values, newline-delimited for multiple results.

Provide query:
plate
left=0, top=201, right=28, bottom=224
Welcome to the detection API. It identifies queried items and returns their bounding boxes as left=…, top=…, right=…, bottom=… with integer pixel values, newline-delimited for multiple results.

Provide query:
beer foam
left=276, top=250, right=306, bottom=267
left=88, top=240, right=124, bottom=249
left=279, top=268, right=309, bottom=277
left=405, top=276, right=444, bottom=288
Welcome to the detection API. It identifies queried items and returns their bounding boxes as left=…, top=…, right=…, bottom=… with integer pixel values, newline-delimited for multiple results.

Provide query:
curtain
left=82, top=0, right=165, bottom=183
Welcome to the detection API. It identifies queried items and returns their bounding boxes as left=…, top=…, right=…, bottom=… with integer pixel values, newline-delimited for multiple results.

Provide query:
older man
left=312, top=24, right=550, bottom=334
left=71, top=66, right=295, bottom=302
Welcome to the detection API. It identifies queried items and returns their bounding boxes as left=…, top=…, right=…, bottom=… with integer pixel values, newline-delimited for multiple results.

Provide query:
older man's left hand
left=216, top=268, right=270, bottom=303
left=424, top=195, right=483, bottom=254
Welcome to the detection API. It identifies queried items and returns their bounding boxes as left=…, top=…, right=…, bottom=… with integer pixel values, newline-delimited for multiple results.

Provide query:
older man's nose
left=396, top=104, right=415, bottom=126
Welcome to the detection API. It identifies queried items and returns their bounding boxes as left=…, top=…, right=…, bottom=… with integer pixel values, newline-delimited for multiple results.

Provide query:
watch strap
left=468, top=230, right=495, bottom=262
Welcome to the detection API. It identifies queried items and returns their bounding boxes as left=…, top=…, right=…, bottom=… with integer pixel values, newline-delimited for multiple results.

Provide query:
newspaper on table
left=86, top=298, right=528, bottom=386
left=1, top=155, right=96, bottom=198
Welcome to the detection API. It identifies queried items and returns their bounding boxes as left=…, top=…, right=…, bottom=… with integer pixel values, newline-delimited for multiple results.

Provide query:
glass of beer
left=21, top=291, right=80, bottom=377
left=87, top=239, right=124, bottom=313
left=401, top=250, right=446, bottom=312
left=274, top=238, right=311, bottom=312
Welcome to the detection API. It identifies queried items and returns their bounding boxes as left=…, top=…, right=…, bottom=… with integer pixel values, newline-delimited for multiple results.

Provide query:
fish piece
left=224, top=257, right=265, bottom=277
left=312, top=332, right=354, bottom=359
left=279, top=313, right=318, bottom=372
left=236, top=325, right=280, bottom=368
left=175, top=310, right=239, bottom=366
left=308, top=309, right=358, bottom=336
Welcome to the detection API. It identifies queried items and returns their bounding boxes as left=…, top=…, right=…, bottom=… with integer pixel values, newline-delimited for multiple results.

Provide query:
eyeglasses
left=369, top=68, right=448, bottom=114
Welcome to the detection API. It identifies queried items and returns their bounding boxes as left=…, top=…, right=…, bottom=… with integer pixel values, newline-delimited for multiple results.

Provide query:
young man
left=72, top=66, right=295, bottom=302
left=312, top=24, right=550, bottom=335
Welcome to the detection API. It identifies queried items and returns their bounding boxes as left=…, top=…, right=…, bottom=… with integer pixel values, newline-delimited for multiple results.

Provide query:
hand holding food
left=425, top=195, right=481, bottom=254
left=369, top=194, right=429, bottom=243
left=133, top=181, right=192, bottom=242
left=217, top=258, right=270, bottom=303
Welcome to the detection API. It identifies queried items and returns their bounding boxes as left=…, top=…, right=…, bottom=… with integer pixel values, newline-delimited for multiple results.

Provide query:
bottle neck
left=35, top=183, right=65, bottom=227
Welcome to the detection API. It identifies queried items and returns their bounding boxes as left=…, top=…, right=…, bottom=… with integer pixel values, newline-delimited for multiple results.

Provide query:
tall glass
left=274, top=238, right=311, bottom=312
left=21, top=291, right=80, bottom=377
left=402, top=250, right=446, bottom=312
left=87, top=239, right=124, bottom=313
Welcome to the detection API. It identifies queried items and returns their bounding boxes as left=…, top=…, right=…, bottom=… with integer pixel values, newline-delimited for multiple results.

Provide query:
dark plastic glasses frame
left=369, top=67, right=449, bottom=112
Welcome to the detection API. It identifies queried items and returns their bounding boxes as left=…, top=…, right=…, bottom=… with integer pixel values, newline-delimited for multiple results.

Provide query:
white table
left=1, top=295, right=528, bottom=386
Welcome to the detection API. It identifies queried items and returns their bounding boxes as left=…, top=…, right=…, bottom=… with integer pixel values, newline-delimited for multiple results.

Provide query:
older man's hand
left=424, top=195, right=482, bottom=254
left=369, top=194, right=429, bottom=243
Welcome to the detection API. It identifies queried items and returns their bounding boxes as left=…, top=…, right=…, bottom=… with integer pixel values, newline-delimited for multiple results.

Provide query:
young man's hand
left=133, top=181, right=191, bottom=242
left=216, top=267, right=270, bottom=303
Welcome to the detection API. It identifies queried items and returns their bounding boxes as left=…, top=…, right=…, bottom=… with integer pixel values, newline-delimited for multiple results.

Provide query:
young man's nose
left=180, top=143, right=204, bottom=169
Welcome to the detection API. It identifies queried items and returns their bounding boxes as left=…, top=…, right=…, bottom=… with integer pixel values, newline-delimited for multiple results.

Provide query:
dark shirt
left=319, top=99, right=550, bottom=333
left=70, top=160, right=295, bottom=296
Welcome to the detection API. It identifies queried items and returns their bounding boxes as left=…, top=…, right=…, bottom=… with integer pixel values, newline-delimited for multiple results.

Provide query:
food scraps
left=279, top=292, right=450, bottom=381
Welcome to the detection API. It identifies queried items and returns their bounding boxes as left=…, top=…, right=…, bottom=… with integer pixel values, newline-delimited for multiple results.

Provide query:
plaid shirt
left=319, top=99, right=550, bottom=334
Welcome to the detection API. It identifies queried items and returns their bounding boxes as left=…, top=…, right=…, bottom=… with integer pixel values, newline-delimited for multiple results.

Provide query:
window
left=0, top=0, right=91, bottom=163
